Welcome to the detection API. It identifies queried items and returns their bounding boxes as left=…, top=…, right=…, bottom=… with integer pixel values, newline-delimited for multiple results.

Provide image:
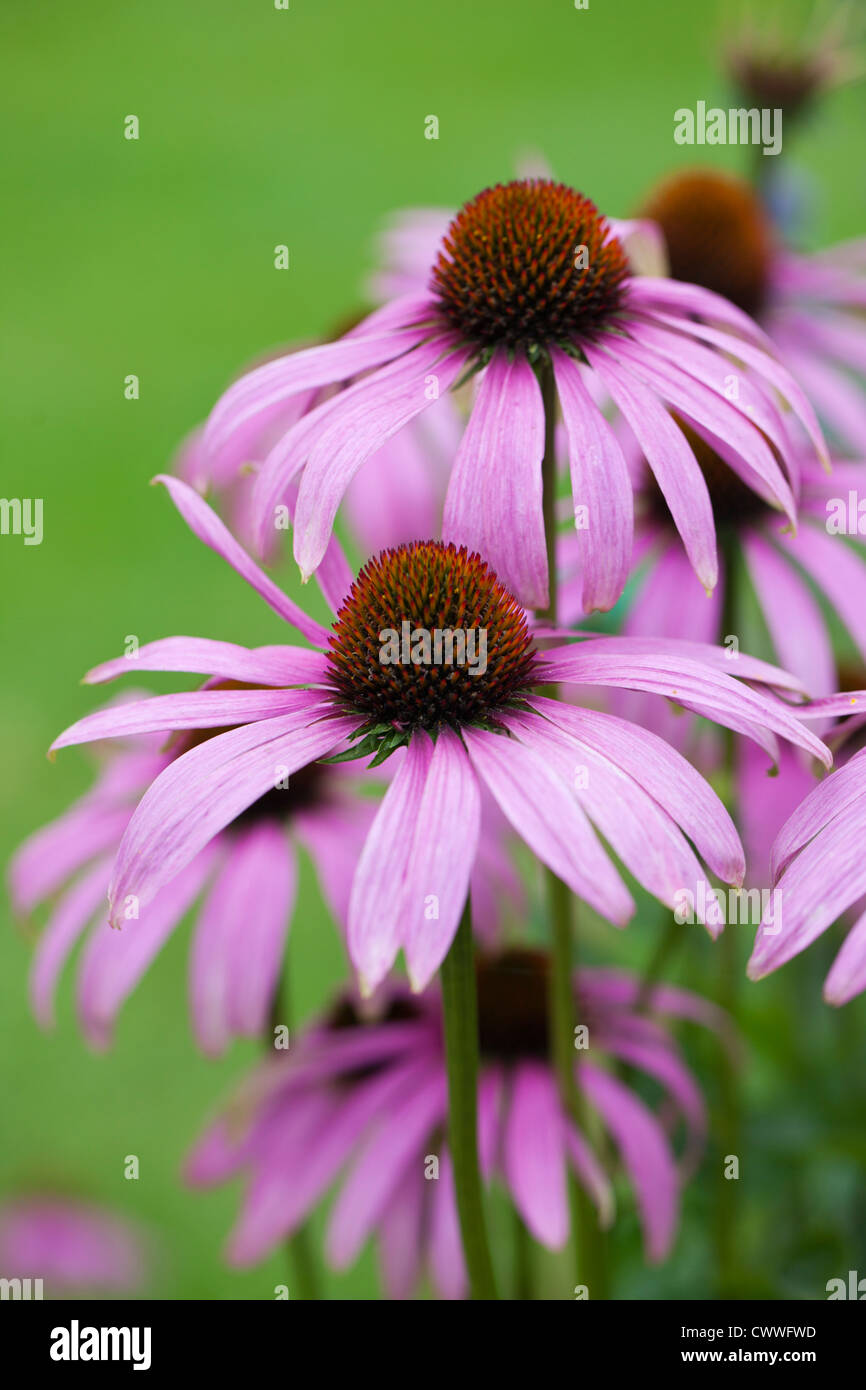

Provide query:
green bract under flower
left=432, top=179, right=629, bottom=349
left=326, top=540, right=539, bottom=752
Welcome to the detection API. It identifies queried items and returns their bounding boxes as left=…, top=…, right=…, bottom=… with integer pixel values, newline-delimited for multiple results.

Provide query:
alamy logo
left=0, top=497, right=43, bottom=546
left=50, top=1320, right=152, bottom=1371
left=0, top=1276, right=43, bottom=1299
left=826, top=1270, right=866, bottom=1299
left=674, top=101, right=782, bottom=157
left=379, top=622, right=488, bottom=676
left=673, top=884, right=782, bottom=934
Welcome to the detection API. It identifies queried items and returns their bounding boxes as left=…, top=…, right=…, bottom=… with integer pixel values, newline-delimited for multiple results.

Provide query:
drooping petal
left=442, top=350, right=547, bottom=608
left=551, top=347, right=632, bottom=612
left=606, top=334, right=796, bottom=522
left=347, top=735, right=433, bottom=993
left=10, top=805, right=130, bottom=915
left=539, top=644, right=829, bottom=768
left=377, top=1171, right=425, bottom=1300
left=736, top=741, right=817, bottom=890
left=580, top=1061, right=679, bottom=1263
left=202, top=306, right=433, bottom=475
left=325, top=1067, right=446, bottom=1267
left=428, top=1151, right=467, bottom=1300
left=503, top=1062, right=570, bottom=1248
left=77, top=847, right=217, bottom=1050
left=770, top=748, right=866, bottom=880
left=562, top=1126, right=615, bottom=1231
left=532, top=699, right=743, bottom=885
left=400, top=729, right=481, bottom=992
left=507, top=708, right=719, bottom=920
left=638, top=306, right=828, bottom=469
left=29, top=857, right=113, bottom=1028
left=464, top=723, right=633, bottom=925
left=52, top=688, right=317, bottom=753
left=84, top=638, right=328, bottom=689
left=108, top=702, right=356, bottom=925
left=626, top=276, right=774, bottom=346
left=612, top=538, right=723, bottom=752
left=584, top=344, right=718, bottom=592
left=154, top=475, right=331, bottom=646
left=742, top=529, right=835, bottom=697
left=229, top=1061, right=427, bottom=1267
left=290, top=339, right=467, bottom=580
left=190, top=824, right=296, bottom=1056
left=781, top=521, right=866, bottom=664
left=748, top=807, right=866, bottom=978
left=824, top=906, right=866, bottom=1006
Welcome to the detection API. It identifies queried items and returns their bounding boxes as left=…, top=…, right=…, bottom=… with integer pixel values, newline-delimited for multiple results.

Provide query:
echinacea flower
left=10, top=714, right=379, bottom=1053
left=186, top=950, right=730, bottom=1295
left=639, top=168, right=866, bottom=453
left=201, top=178, right=825, bottom=612
left=47, top=475, right=831, bottom=996
left=748, top=688, right=866, bottom=1003
left=0, top=1197, right=147, bottom=1296
left=725, top=0, right=865, bottom=126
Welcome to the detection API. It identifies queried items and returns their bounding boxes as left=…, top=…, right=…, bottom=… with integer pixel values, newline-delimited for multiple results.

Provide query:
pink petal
left=202, top=307, right=432, bottom=475
left=108, top=702, right=355, bottom=925
left=551, top=347, right=633, bottom=613
left=30, top=857, right=113, bottom=1028
left=442, top=349, right=547, bottom=608
left=584, top=344, right=718, bottom=592
left=190, top=824, right=296, bottom=1056
left=84, top=637, right=328, bottom=688
left=580, top=1061, right=679, bottom=1263
left=77, top=848, right=217, bottom=1049
left=464, top=723, right=634, bottom=925
left=290, top=338, right=466, bottom=580
left=504, top=1062, right=570, bottom=1248
left=154, top=475, right=331, bottom=646
left=52, top=688, right=316, bottom=753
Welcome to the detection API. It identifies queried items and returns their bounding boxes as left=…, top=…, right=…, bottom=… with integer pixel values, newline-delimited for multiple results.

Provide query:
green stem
left=440, top=902, right=498, bottom=1300
left=636, top=906, right=685, bottom=1013
left=536, top=354, right=607, bottom=1298
left=512, top=1207, right=533, bottom=1301
left=267, top=967, right=321, bottom=1301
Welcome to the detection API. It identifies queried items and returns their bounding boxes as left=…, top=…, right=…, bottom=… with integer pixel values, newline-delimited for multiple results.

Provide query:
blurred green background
left=1, top=0, right=864, bottom=1299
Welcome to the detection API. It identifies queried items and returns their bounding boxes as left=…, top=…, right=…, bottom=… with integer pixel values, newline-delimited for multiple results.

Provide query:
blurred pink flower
left=186, top=953, right=731, bottom=1296
left=0, top=1197, right=147, bottom=1296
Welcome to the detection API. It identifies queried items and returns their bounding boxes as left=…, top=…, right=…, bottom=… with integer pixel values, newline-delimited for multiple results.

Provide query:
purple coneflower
left=186, top=951, right=728, bottom=1297
left=201, top=178, right=824, bottom=611
left=724, top=0, right=865, bottom=127
left=639, top=168, right=866, bottom=454
left=748, top=689, right=866, bottom=1003
left=9, top=718, right=380, bottom=1054
left=45, top=476, right=830, bottom=997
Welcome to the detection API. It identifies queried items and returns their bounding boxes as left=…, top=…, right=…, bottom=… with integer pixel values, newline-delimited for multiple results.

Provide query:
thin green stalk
left=267, top=967, right=321, bottom=1301
left=636, top=906, right=685, bottom=1012
left=537, top=354, right=607, bottom=1298
left=512, top=1207, right=533, bottom=1301
left=440, top=902, right=498, bottom=1300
